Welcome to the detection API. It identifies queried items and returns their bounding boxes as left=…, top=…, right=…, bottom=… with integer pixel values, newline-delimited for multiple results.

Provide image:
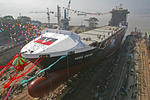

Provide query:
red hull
left=28, top=58, right=94, bottom=97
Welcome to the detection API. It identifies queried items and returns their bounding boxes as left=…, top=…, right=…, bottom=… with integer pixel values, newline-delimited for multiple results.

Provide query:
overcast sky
left=0, top=0, right=150, bottom=32
left=0, top=0, right=150, bottom=17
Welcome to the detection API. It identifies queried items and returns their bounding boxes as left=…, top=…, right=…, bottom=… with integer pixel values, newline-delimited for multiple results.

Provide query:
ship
left=21, top=7, right=129, bottom=97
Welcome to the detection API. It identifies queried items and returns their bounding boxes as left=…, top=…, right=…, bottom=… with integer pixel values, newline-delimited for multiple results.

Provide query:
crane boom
left=30, top=8, right=54, bottom=27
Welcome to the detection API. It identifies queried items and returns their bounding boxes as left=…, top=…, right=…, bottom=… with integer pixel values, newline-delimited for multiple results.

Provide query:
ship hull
left=28, top=27, right=126, bottom=97
left=29, top=27, right=126, bottom=72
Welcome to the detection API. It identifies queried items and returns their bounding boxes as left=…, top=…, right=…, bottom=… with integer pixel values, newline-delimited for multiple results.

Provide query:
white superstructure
left=21, top=29, right=91, bottom=58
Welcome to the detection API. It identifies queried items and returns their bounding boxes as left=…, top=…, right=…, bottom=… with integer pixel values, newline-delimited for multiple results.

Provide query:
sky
left=1, top=0, right=150, bottom=18
left=0, top=0, right=150, bottom=13
left=0, top=0, right=150, bottom=32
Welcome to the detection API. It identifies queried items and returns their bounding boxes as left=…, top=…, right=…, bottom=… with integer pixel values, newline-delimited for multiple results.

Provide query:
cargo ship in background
left=21, top=7, right=129, bottom=97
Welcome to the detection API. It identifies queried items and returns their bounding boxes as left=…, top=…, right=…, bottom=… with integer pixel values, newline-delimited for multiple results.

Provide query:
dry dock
left=0, top=32, right=150, bottom=100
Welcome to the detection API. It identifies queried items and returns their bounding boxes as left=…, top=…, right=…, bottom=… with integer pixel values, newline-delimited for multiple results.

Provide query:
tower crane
left=30, top=8, right=54, bottom=27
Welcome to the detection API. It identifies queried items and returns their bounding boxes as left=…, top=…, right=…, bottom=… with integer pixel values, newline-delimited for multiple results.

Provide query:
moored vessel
left=21, top=7, right=129, bottom=97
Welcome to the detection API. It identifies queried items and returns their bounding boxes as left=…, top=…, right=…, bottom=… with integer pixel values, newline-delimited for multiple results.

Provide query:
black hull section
left=33, top=27, right=126, bottom=73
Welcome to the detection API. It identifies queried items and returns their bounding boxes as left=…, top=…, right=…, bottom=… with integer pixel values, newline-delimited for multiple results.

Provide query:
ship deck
left=79, top=25, right=121, bottom=45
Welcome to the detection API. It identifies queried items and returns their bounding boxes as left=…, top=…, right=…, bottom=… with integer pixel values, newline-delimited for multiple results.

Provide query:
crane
left=60, top=0, right=71, bottom=30
left=67, top=0, right=71, bottom=19
left=30, top=8, right=54, bottom=27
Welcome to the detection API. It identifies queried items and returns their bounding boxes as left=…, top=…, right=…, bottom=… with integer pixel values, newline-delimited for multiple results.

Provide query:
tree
left=32, top=20, right=42, bottom=25
left=17, top=16, right=31, bottom=24
left=2, top=15, right=15, bottom=24
left=86, top=17, right=99, bottom=29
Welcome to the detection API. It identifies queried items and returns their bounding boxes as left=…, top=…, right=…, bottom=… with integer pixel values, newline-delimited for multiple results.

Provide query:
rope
left=3, top=57, right=42, bottom=88
left=0, top=66, right=11, bottom=77
left=4, top=79, right=18, bottom=100
left=3, top=71, right=18, bottom=88
left=21, top=55, right=66, bottom=85
left=0, top=55, right=17, bottom=69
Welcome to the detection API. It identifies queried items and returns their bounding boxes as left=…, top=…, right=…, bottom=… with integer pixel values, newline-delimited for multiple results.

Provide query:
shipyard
left=0, top=0, right=150, bottom=100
